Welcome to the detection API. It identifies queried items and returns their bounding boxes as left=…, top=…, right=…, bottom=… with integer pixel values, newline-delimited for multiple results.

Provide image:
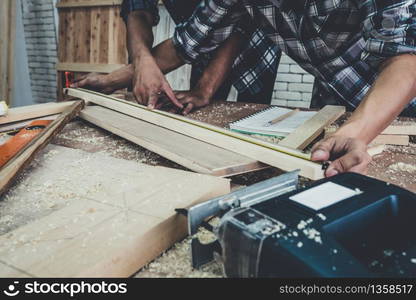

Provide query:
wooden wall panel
left=57, top=0, right=128, bottom=100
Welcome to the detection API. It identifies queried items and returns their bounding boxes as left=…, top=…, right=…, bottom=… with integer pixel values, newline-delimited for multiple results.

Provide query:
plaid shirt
left=172, top=0, right=416, bottom=112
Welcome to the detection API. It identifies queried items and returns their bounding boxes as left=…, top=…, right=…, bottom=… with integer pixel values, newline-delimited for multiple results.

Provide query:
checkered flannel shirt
left=121, top=0, right=416, bottom=112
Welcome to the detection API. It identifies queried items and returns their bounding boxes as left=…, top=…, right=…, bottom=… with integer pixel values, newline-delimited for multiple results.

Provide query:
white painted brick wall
left=271, top=54, right=314, bottom=108
left=22, top=0, right=57, bottom=103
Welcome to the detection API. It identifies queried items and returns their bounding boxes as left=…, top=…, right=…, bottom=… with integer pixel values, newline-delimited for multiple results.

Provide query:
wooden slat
left=56, top=0, right=123, bottom=8
left=279, top=105, right=346, bottom=150
left=56, top=63, right=125, bottom=73
left=0, top=101, right=76, bottom=125
left=0, top=101, right=84, bottom=196
left=80, top=105, right=267, bottom=176
left=67, top=88, right=323, bottom=179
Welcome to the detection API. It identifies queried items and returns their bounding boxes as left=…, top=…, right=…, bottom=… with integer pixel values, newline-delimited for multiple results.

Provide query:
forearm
left=126, top=11, right=154, bottom=63
left=152, top=38, right=185, bottom=74
left=335, top=54, right=416, bottom=143
left=104, top=64, right=134, bottom=90
left=193, top=32, right=244, bottom=99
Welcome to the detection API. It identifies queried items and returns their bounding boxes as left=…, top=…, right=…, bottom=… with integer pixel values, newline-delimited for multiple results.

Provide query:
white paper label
left=289, top=182, right=360, bottom=211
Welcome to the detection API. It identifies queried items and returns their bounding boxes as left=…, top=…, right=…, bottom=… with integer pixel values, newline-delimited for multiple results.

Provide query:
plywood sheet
left=0, top=145, right=229, bottom=277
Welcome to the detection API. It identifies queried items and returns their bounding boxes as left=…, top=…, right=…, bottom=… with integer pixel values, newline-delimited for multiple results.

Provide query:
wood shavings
left=388, top=162, right=416, bottom=173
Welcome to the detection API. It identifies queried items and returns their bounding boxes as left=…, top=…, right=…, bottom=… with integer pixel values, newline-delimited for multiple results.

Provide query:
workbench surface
left=1, top=101, right=415, bottom=277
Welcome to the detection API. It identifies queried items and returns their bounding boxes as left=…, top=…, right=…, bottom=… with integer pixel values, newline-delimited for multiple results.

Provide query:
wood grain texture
left=0, top=145, right=230, bottom=277
left=279, top=105, right=346, bottom=150
left=0, top=101, right=75, bottom=125
left=0, top=101, right=84, bottom=196
left=80, top=105, right=267, bottom=176
left=67, top=88, right=323, bottom=179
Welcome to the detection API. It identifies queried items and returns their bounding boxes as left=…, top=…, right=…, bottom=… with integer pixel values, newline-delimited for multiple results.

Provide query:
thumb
left=311, top=138, right=334, bottom=162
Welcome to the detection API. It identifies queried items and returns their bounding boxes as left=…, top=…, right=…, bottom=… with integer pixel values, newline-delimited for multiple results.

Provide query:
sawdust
left=135, top=221, right=223, bottom=278
left=388, top=162, right=416, bottom=173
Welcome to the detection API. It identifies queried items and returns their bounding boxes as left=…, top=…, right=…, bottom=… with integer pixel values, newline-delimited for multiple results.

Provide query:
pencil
left=266, top=109, right=299, bottom=126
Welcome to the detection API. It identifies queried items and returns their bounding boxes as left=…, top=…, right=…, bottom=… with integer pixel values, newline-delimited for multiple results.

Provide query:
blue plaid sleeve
left=172, top=0, right=247, bottom=63
left=360, top=0, right=416, bottom=68
left=121, top=0, right=160, bottom=26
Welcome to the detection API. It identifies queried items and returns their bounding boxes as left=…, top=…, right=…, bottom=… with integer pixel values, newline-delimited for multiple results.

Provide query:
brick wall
left=22, top=0, right=58, bottom=104
left=272, top=55, right=314, bottom=108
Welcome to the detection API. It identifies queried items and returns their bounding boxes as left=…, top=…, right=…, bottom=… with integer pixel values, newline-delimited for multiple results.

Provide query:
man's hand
left=132, top=55, right=183, bottom=109
left=174, top=90, right=212, bottom=115
left=70, top=73, right=115, bottom=94
left=311, top=135, right=371, bottom=177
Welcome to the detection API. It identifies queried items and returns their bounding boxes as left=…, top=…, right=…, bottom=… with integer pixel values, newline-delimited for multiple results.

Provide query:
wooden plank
left=0, top=115, right=59, bottom=133
left=56, top=63, right=125, bottom=73
left=56, top=0, right=123, bottom=8
left=381, top=125, right=416, bottom=135
left=325, top=127, right=410, bottom=146
left=0, top=145, right=230, bottom=277
left=80, top=105, right=267, bottom=176
left=372, top=134, right=409, bottom=146
left=367, top=144, right=385, bottom=157
left=0, top=101, right=75, bottom=125
left=67, top=88, right=323, bottom=179
left=0, top=0, right=16, bottom=106
left=0, top=101, right=84, bottom=196
left=279, top=105, right=346, bottom=150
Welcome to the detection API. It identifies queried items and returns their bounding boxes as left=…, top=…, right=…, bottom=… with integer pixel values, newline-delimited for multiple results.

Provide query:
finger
left=71, top=74, right=88, bottom=84
left=147, top=93, right=160, bottom=109
left=174, top=91, right=186, bottom=100
left=311, top=138, right=335, bottom=162
left=183, top=103, right=194, bottom=115
left=133, top=90, right=144, bottom=105
left=325, top=151, right=371, bottom=177
left=163, top=83, right=183, bottom=109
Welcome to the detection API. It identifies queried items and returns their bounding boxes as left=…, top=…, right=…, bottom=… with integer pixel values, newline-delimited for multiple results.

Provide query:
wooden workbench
left=1, top=101, right=415, bottom=277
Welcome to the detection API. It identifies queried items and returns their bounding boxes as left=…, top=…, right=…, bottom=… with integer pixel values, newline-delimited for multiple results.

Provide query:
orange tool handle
left=0, top=120, right=53, bottom=168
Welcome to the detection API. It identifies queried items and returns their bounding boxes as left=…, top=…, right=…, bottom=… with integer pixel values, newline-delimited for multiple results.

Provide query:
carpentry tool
left=0, top=101, right=8, bottom=116
left=186, top=172, right=416, bottom=277
left=0, top=120, right=52, bottom=168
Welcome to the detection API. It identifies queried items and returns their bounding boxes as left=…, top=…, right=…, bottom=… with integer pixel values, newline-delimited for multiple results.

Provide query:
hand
left=70, top=73, right=115, bottom=94
left=174, top=90, right=212, bottom=115
left=132, top=56, right=183, bottom=109
left=311, top=135, right=372, bottom=177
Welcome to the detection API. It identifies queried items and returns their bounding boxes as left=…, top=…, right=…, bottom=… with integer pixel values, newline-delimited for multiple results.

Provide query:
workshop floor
left=1, top=101, right=415, bottom=277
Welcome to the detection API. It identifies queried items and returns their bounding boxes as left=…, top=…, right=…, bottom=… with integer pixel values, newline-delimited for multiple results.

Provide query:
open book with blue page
left=229, top=107, right=316, bottom=137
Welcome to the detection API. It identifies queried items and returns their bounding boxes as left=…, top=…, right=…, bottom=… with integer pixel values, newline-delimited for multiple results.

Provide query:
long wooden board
left=0, top=145, right=230, bottom=277
left=279, top=105, right=346, bottom=150
left=0, top=101, right=84, bottom=195
left=67, top=88, right=324, bottom=179
left=0, top=101, right=76, bottom=125
left=56, top=63, right=125, bottom=74
left=80, top=105, right=267, bottom=176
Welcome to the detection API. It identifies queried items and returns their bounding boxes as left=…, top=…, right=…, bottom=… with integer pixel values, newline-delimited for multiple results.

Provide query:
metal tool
left=185, top=172, right=416, bottom=277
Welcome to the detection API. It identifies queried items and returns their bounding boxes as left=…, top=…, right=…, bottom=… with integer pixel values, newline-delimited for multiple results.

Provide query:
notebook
left=229, top=107, right=316, bottom=137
